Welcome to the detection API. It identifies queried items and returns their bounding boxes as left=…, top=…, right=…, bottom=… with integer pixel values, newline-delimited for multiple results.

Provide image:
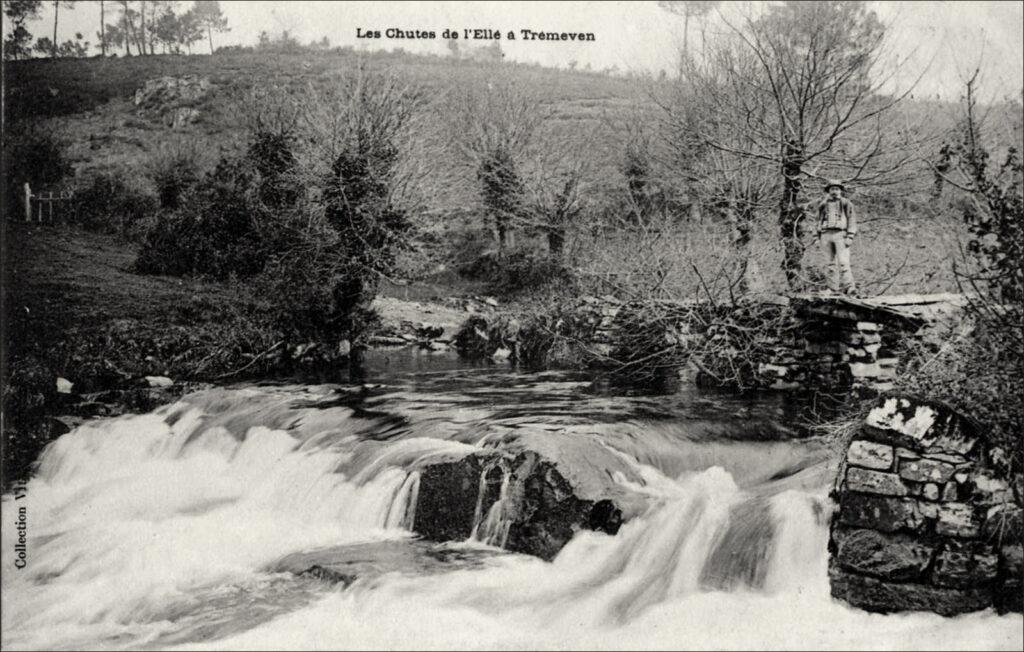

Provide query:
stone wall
left=450, top=294, right=953, bottom=395
left=829, top=396, right=1023, bottom=615
left=762, top=313, right=901, bottom=393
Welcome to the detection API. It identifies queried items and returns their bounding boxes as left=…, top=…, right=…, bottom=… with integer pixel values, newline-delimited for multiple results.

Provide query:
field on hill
left=6, top=48, right=1002, bottom=299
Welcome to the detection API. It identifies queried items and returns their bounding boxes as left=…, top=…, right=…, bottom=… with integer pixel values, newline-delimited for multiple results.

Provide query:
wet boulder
left=413, top=433, right=649, bottom=561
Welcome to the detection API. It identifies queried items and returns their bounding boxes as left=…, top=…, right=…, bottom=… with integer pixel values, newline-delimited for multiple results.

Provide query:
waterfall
left=470, top=459, right=513, bottom=547
left=2, top=383, right=1019, bottom=651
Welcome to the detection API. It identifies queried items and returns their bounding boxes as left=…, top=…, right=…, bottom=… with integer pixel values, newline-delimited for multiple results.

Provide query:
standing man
left=816, top=179, right=858, bottom=295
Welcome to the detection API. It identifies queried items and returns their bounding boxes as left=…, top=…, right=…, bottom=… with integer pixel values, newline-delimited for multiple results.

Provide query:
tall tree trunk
left=140, top=0, right=146, bottom=54
left=123, top=1, right=131, bottom=55
left=207, top=26, right=213, bottom=54
left=52, top=0, right=59, bottom=57
left=683, top=11, right=690, bottom=59
left=100, top=0, right=106, bottom=56
left=779, top=139, right=806, bottom=290
left=727, top=199, right=766, bottom=296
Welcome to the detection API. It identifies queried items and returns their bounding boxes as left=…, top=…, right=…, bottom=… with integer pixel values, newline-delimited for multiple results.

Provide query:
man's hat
left=825, top=179, right=845, bottom=192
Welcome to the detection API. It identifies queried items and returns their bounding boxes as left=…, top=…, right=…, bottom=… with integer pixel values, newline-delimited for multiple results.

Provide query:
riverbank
left=0, top=222, right=483, bottom=485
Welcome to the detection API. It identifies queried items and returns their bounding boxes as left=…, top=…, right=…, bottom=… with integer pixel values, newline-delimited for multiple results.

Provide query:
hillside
left=5, top=50, right=642, bottom=175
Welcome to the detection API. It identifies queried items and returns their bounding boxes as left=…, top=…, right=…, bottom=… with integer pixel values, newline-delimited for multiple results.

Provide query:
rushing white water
left=1, top=380, right=1021, bottom=651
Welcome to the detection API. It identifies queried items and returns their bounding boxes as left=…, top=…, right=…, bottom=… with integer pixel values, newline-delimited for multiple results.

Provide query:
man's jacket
left=817, top=197, right=857, bottom=235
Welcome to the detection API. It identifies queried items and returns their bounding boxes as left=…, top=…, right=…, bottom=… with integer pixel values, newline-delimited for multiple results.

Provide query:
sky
left=7, top=1, right=1024, bottom=100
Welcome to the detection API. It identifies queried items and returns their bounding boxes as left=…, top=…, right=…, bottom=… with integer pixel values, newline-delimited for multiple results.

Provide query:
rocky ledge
left=829, top=396, right=1023, bottom=615
left=412, top=431, right=650, bottom=560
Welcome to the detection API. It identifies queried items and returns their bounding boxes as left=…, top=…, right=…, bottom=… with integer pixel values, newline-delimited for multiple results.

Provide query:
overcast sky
left=9, top=1, right=1024, bottom=100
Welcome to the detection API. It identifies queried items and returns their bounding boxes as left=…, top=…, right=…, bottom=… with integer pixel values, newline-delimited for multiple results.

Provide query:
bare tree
left=521, top=131, right=594, bottom=258
left=658, top=0, right=720, bottom=59
left=930, top=69, right=1023, bottom=343
left=98, top=0, right=105, bottom=55
left=677, top=1, right=929, bottom=289
left=451, top=79, right=550, bottom=251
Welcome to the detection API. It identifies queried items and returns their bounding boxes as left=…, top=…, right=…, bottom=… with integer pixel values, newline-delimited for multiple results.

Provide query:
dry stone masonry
left=829, top=396, right=1023, bottom=615
left=451, top=293, right=962, bottom=395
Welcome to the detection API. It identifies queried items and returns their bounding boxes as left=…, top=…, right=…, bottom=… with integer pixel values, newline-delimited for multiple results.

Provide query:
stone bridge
left=763, top=292, right=967, bottom=393
left=450, top=291, right=967, bottom=395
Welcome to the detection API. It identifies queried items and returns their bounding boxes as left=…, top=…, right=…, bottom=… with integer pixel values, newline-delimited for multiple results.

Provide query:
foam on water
left=1, top=384, right=1020, bottom=651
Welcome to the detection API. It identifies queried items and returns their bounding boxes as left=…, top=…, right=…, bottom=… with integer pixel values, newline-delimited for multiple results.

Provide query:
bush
left=897, top=317, right=1024, bottom=477
left=135, top=156, right=270, bottom=278
left=461, top=247, right=576, bottom=296
left=2, top=126, right=71, bottom=213
left=146, top=140, right=205, bottom=210
left=75, top=171, right=159, bottom=236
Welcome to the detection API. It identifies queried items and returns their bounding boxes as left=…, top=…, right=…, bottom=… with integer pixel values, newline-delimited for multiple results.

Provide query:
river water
left=2, top=350, right=1021, bottom=650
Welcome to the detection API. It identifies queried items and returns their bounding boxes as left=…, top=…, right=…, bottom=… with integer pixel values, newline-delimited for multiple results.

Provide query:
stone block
left=829, top=567, right=993, bottom=615
left=838, top=493, right=923, bottom=533
left=899, top=458, right=956, bottom=483
left=972, top=474, right=1014, bottom=506
left=866, top=397, right=936, bottom=440
left=871, top=381, right=895, bottom=393
left=865, top=397, right=977, bottom=456
left=941, top=483, right=958, bottom=502
left=847, top=468, right=908, bottom=496
left=926, top=452, right=970, bottom=466
left=758, top=363, right=789, bottom=377
left=936, top=503, right=982, bottom=538
left=849, top=362, right=881, bottom=378
left=933, top=540, right=999, bottom=588
left=832, top=527, right=935, bottom=581
left=847, top=440, right=894, bottom=471
left=895, top=447, right=921, bottom=461
left=856, top=321, right=880, bottom=332
left=922, top=483, right=940, bottom=501
left=846, top=332, right=882, bottom=346
left=920, top=501, right=939, bottom=519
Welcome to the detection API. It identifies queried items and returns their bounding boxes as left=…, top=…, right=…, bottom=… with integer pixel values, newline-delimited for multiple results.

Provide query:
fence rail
left=22, top=182, right=77, bottom=223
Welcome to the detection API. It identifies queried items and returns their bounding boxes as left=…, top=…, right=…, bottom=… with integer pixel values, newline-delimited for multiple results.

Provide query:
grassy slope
left=6, top=51, right=639, bottom=177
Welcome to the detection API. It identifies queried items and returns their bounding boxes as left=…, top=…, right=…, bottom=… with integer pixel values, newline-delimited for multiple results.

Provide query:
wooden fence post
left=24, top=182, right=32, bottom=222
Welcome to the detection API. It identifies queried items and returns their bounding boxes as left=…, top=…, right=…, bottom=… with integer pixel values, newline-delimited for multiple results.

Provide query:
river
left=2, top=349, right=1021, bottom=650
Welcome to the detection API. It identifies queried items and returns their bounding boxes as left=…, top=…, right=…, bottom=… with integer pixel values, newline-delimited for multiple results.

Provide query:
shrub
left=247, top=130, right=299, bottom=208
left=2, top=126, right=71, bottom=213
left=146, top=140, right=205, bottom=210
left=134, top=157, right=269, bottom=279
left=462, top=247, right=576, bottom=296
left=75, top=171, right=159, bottom=236
left=897, top=318, right=1024, bottom=478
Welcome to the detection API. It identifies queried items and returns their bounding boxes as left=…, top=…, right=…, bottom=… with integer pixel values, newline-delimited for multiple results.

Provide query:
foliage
left=75, top=171, right=160, bottom=236
left=2, top=0, right=42, bottom=60
left=478, top=146, right=525, bottom=248
left=935, top=73, right=1024, bottom=311
left=34, top=32, right=89, bottom=57
left=897, top=320, right=1023, bottom=476
left=192, top=0, right=229, bottom=53
left=150, top=5, right=204, bottom=54
left=452, top=79, right=548, bottom=250
left=2, top=126, right=72, bottom=212
left=135, top=156, right=268, bottom=278
left=476, top=248, right=576, bottom=297
left=146, top=139, right=205, bottom=209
